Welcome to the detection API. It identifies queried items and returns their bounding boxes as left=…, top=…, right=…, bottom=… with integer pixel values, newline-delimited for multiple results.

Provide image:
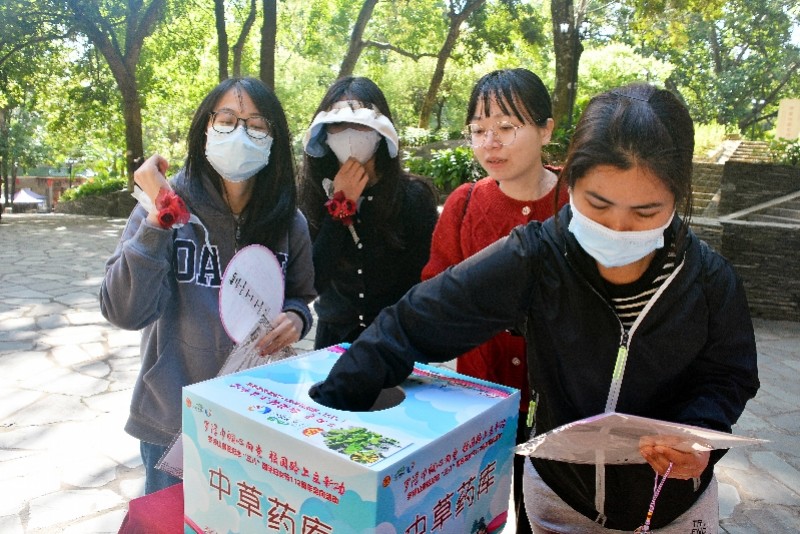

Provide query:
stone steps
left=691, top=162, right=724, bottom=214
left=728, top=140, right=771, bottom=163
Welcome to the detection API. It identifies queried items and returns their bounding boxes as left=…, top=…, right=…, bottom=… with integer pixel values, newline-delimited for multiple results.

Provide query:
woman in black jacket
left=298, top=76, right=438, bottom=349
left=311, top=83, right=759, bottom=532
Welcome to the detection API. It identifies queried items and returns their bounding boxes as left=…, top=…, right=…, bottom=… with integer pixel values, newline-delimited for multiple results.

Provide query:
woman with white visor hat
left=299, top=76, right=438, bottom=350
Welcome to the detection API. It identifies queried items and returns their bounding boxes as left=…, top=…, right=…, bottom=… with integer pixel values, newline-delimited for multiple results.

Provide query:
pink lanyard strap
left=635, top=461, right=673, bottom=533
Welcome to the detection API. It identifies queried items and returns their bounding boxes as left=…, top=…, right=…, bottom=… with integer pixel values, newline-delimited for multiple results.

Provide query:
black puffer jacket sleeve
left=310, top=225, right=538, bottom=410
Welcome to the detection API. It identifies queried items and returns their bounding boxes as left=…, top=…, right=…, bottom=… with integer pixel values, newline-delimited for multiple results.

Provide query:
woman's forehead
left=216, top=86, right=258, bottom=114
left=576, top=165, right=675, bottom=205
left=474, top=94, right=530, bottom=122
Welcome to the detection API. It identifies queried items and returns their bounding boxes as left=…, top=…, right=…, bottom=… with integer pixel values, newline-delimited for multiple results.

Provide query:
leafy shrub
left=546, top=125, right=575, bottom=165
left=401, top=127, right=463, bottom=148
left=60, top=174, right=127, bottom=201
left=405, top=145, right=486, bottom=193
left=769, top=138, right=800, bottom=166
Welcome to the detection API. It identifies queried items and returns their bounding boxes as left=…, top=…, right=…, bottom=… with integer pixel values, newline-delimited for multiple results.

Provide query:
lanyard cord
left=604, top=259, right=685, bottom=413
left=636, top=462, right=673, bottom=533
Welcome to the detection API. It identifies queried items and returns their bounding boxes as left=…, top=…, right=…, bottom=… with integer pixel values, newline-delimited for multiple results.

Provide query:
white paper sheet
left=157, top=245, right=291, bottom=479
left=514, top=412, right=765, bottom=464
left=218, top=244, right=284, bottom=344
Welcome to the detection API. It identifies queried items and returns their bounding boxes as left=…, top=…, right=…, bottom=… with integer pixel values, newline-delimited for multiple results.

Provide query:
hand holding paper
left=514, top=412, right=765, bottom=466
left=157, top=245, right=291, bottom=479
left=639, top=437, right=710, bottom=479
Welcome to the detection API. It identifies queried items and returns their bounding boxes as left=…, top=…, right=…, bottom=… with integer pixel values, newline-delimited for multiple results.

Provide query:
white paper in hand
left=157, top=245, right=291, bottom=479
left=514, top=412, right=765, bottom=465
left=219, top=244, right=284, bottom=344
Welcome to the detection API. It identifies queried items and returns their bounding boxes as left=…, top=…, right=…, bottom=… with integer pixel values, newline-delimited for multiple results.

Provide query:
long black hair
left=185, top=77, right=296, bottom=250
left=298, top=76, right=426, bottom=249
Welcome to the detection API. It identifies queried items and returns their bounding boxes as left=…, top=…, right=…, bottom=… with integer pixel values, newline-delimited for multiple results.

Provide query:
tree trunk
left=550, top=0, right=584, bottom=130
left=85, top=48, right=144, bottom=189
left=260, top=0, right=276, bottom=89
left=119, top=78, right=145, bottom=189
left=418, top=0, right=485, bottom=129
left=214, top=0, right=229, bottom=81
left=10, top=162, right=17, bottom=213
left=709, top=24, right=722, bottom=75
left=232, top=0, right=257, bottom=78
left=337, top=0, right=380, bottom=79
left=2, top=164, right=8, bottom=211
left=0, top=107, right=7, bottom=205
left=65, top=0, right=166, bottom=188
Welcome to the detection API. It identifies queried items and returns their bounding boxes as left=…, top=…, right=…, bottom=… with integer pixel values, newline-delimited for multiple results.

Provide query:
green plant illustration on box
left=322, top=427, right=401, bottom=465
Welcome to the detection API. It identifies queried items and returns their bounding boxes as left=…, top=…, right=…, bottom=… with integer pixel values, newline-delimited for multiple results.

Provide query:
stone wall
left=718, top=161, right=800, bottom=215
left=55, top=190, right=136, bottom=218
left=689, top=217, right=723, bottom=252
left=714, top=160, right=800, bottom=321
left=720, top=220, right=800, bottom=321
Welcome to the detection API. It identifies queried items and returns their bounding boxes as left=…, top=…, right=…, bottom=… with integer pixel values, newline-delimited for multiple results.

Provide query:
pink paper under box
left=181, top=345, right=519, bottom=533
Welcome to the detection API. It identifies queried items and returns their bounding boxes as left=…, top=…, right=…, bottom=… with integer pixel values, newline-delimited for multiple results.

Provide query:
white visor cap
left=303, top=100, right=399, bottom=159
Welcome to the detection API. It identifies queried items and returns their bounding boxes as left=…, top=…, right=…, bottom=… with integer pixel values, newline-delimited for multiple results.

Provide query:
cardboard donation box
left=182, top=345, right=519, bottom=533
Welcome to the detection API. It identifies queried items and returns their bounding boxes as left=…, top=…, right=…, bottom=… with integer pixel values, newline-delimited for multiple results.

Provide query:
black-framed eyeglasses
left=464, top=120, right=521, bottom=148
left=209, top=110, right=272, bottom=139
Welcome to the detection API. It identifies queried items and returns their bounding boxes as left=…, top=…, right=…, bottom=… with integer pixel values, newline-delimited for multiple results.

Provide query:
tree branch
left=127, top=0, right=167, bottom=63
left=362, top=40, right=437, bottom=61
left=232, top=0, right=257, bottom=77
left=0, top=30, right=74, bottom=68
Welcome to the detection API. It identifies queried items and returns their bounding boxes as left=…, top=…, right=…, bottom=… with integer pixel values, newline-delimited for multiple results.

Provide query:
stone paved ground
left=0, top=213, right=798, bottom=533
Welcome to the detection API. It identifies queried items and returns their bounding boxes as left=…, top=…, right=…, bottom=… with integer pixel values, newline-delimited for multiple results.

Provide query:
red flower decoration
left=325, top=191, right=357, bottom=226
left=155, top=187, right=190, bottom=229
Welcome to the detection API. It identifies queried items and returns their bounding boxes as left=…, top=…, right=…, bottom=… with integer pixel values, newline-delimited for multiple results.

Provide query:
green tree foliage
left=1, top=0, right=798, bottom=195
left=578, top=43, right=673, bottom=102
left=58, top=0, right=171, bottom=186
left=138, top=3, right=217, bottom=165
left=59, top=174, right=127, bottom=201
left=44, top=38, right=125, bottom=170
left=769, top=138, right=800, bottom=166
left=624, top=0, right=800, bottom=137
left=0, top=1, right=71, bottom=201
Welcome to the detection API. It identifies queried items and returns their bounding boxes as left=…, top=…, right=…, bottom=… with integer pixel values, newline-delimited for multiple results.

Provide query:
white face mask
left=568, top=196, right=674, bottom=268
left=325, top=128, right=381, bottom=164
left=205, top=126, right=273, bottom=182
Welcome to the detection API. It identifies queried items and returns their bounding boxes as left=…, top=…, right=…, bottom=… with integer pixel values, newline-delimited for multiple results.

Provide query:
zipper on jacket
left=564, top=250, right=686, bottom=523
left=564, top=252, right=629, bottom=405
left=526, top=393, right=539, bottom=431
left=233, top=216, right=242, bottom=253
left=605, top=330, right=630, bottom=413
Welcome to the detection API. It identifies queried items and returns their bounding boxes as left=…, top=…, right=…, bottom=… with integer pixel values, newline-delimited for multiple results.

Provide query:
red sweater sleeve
left=420, top=183, right=472, bottom=281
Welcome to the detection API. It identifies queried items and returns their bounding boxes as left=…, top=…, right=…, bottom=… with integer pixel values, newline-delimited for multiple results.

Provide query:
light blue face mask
left=568, top=196, right=674, bottom=268
left=205, top=126, right=273, bottom=182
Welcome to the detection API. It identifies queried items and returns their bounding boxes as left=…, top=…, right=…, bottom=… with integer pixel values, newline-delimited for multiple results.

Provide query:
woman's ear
left=541, top=118, right=555, bottom=145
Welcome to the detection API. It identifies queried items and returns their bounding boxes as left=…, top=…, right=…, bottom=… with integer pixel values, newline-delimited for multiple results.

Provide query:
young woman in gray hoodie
left=100, top=77, right=316, bottom=494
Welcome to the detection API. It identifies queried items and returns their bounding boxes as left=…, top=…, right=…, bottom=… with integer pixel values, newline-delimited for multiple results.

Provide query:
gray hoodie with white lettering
left=100, top=170, right=315, bottom=446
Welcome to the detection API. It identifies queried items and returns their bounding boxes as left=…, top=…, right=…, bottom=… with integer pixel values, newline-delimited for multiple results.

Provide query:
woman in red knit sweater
left=421, top=68, right=568, bottom=533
